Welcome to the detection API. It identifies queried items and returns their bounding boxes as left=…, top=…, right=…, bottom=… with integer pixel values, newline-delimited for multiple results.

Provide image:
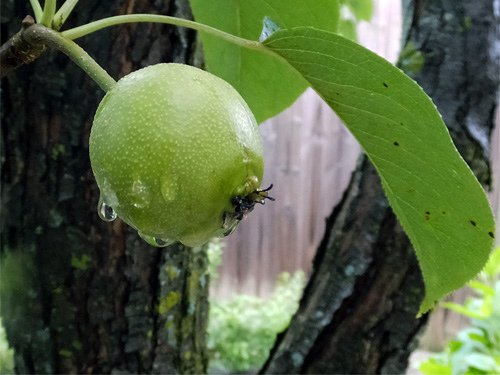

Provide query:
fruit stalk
left=53, top=0, right=81, bottom=30
left=61, top=14, right=265, bottom=53
left=40, top=0, right=56, bottom=27
left=28, top=0, right=43, bottom=23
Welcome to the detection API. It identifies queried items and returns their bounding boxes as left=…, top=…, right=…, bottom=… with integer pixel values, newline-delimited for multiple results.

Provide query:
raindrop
left=97, top=197, right=117, bottom=222
left=101, top=178, right=119, bottom=207
left=131, top=179, right=150, bottom=208
left=138, top=231, right=174, bottom=247
left=154, top=238, right=175, bottom=247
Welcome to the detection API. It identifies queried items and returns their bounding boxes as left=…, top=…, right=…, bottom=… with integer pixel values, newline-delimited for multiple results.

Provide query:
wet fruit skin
left=90, top=63, right=264, bottom=247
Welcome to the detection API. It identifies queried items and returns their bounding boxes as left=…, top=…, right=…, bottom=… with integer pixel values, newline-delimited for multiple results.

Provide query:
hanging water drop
left=154, top=238, right=175, bottom=247
left=98, top=197, right=117, bottom=221
left=138, top=231, right=174, bottom=247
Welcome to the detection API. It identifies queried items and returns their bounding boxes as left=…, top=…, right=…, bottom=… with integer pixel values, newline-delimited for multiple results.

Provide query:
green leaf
left=399, top=42, right=425, bottom=75
left=483, top=246, right=500, bottom=278
left=341, top=0, right=374, bottom=21
left=442, top=302, right=487, bottom=320
left=338, top=19, right=358, bottom=41
left=419, top=357, right=451, bottom=375
left=262, top=27, right=495, bottom=314
left=465, top=353, right=500, bottom=372
left=189, top=0, right=339, bottom=123
left=467, top=280, right=495, bottom=297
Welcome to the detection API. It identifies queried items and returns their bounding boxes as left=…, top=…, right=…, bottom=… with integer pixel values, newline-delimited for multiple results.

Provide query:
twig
left=0, top=16, right=46, bottom=78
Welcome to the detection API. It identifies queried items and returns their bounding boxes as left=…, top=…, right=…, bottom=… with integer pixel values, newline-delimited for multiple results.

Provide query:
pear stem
left=62, top=14, right=265, bottom=53
left=53, top=0, right=80, bottom=30
left=28, top=0, right=43, bottom=23
left=40, top=0, right=57, bottom=27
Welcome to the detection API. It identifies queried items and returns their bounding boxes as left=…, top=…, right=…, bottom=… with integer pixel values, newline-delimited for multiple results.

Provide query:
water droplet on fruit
left=101, top=179, right=119, bottom=208
left=154, top=238, right=174, bottom=247
left=97, top=196, right=117, bottom=221
left=130, top=179, right=150, bottom=208
left=138, top=231, right=174, bottom=247
left=161, top=178, right=177, bottom=202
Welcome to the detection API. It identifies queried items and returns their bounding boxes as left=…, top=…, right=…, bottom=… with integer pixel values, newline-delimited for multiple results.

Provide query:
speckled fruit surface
left=90, top=63, right=263, bottom=247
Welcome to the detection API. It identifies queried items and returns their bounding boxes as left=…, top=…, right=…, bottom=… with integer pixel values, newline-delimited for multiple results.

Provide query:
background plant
left=0, top=318, right=14, bottom=374
left=207, top=270, right=305, bottom=373
left=419, top=247, right=500, bottom=375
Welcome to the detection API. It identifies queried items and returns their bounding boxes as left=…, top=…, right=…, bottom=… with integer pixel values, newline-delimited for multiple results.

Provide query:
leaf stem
left=29, top=0, right=43, bottom=23
left=62, top=14, right=265, bottom=53
left=23, top=24, right=116, bottom=92
left=40, top=0, right=57, bottom=27
left=53, top=0, right=80, bottom=30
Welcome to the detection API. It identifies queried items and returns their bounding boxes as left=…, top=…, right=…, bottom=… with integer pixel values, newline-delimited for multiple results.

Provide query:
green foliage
left=70, top=254, right=91, bottom=271
left=337, top=19, right=357, bottom=41
left=207, top=271, right=306, bottom=373
left=340, top=0, right=373, bottom=21
left=189, top=0, right=339, bottom=123
left=399, top=42, right=425, bottom=76
left=262, top=26, right=495, bottom=314
left=338, top=0, right=374, bottom=40
left=419, top=247, right=500, bottom=375
left=0, top=251, right=36, bottom=323
left=0, top=318, right=14, bottom=374
left=206, top=238, right=224, bottom=281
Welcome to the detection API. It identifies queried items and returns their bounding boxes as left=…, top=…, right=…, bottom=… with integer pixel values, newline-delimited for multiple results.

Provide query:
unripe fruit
left=90, top=63, right=265, bottom=247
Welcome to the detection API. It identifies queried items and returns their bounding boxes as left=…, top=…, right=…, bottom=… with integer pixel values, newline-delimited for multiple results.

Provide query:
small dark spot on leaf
left=442, top=211, right=446, bottom=215
left=393, top=141, right=400, bottom=146
left=469, top=220, right=477, bottom=227
left=424, top=211, right=431, bottom=220
left=383, top=82, right=389, bottom=88
left=488, top=231, right=495, bottom=239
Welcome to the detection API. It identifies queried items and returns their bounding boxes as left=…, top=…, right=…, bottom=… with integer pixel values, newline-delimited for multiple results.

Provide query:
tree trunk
left=261, top=0, right=499, bottom=373
left=0, top=1, right=209, bottom=373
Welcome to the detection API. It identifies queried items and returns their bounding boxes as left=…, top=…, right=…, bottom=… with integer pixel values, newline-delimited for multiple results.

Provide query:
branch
left=0, top=16, right=47, bottom=78
left=1, top=16, right=115, bottom=92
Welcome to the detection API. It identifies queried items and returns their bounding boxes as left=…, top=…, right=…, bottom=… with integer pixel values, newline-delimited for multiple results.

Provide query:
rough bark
left=261, top=0, right=499, bottom=373
left=0, top=1, right=209, bottom=373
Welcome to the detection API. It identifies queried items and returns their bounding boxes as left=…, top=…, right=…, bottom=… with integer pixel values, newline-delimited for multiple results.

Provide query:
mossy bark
left=261, top=0, right=499, bottom=373
left=0, top=0, right=208, bottom=373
